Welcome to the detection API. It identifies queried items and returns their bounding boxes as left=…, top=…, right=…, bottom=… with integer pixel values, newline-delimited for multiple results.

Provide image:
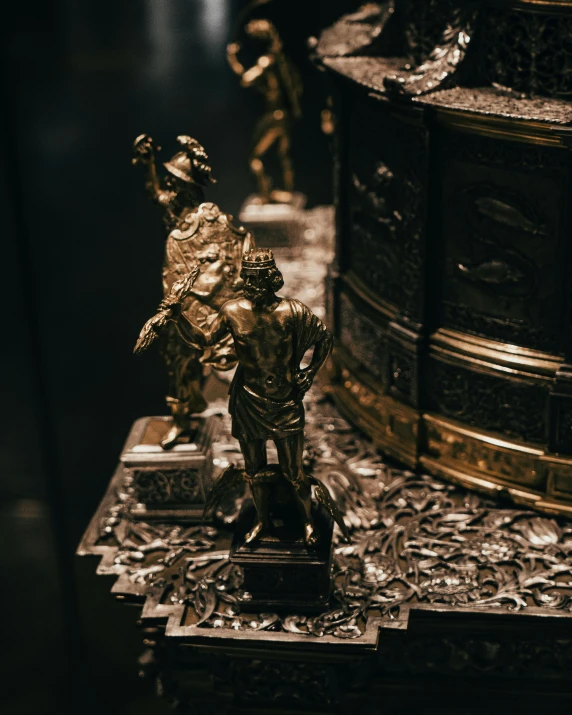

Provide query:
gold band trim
left=488, top=0, right=572, bottom=11
left=434, top=109, right=569, bottom=147
left=328, top=350, right=572, bottom=517
left=431, top=328, right=562, bottom=377
left=342, top=272, right=398, bottom=322
left=430, top=328, right=560, bottom=383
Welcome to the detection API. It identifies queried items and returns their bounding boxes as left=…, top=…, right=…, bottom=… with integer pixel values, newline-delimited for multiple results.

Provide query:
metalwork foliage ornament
left=430, top=361, right=547, bottom=444
left=479, top=8, right=572, bottom=99
left=95, top=396, right=572, bottom=640
left=316, top=1, right=396, bottom=58
left=317, top=0, right=479, bottom=97
left=384, top=5, right=478, bottom=97
left=318, top=1, right=572, bottom=101
left=133, top=134, right=252, bottom=448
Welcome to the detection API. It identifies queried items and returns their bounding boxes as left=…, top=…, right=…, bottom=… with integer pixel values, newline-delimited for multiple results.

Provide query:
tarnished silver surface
left=273, top=205, right=334, bottom=321
left=80, top=393, right=572, bottom=643
left=321, top=56, right=572, bottom=124
left=384, top=6, right=478, bottom=97
left=315, top=1, right=395, bottom=58
left=79, top=204, right=572, bottom=644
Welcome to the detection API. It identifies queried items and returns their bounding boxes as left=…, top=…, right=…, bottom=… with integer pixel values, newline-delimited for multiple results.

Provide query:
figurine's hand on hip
left=294, top=368, right=314, bottom=394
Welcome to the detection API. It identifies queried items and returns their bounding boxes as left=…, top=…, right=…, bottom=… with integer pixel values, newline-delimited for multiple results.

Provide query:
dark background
left=1, top=1, right=356, bottom=713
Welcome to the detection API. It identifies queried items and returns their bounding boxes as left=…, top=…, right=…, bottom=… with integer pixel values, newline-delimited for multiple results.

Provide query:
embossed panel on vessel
left=479, top=8, right=572, bottom=99
left=339, top=291, right=387, bottom=384
left=438, top=131, right=567, bottom=352
left=428, top=359, right=548, bottom=445
left=346, top=93, right=428, bottom=323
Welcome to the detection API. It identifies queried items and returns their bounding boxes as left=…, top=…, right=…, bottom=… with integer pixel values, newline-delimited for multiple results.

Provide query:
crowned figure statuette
left=135, top=248, right=347, bottom=557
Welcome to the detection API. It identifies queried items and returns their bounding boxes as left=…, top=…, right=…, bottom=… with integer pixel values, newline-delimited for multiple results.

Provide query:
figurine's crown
left=241, top=248, right=276, bottom=271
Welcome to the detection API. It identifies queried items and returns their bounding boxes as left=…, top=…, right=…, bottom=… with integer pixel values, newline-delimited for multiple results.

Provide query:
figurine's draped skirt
left=228, top=299, right=328, bottom=442
left=229, top=381, right=304, bottom=442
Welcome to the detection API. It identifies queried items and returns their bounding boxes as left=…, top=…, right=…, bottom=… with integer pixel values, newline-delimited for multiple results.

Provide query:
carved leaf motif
left=384, top=7, right=478, bottom=96
left=316, top=1, right=396, bottom=58
left=93, top=396, right=572, bottom=639
left=513, top=518, right=561, bottom=547
left=195, top=584, right=217, bottom=625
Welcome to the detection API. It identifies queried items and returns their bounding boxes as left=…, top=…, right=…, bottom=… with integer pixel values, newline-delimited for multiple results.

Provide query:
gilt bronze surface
left=227, top=18, right=302, bottom=204
left=135, top=247, right=341, bottom=554
left=133, top=134, right=252, bottom=449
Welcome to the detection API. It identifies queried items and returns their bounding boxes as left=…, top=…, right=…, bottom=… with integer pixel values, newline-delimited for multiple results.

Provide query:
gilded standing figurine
left=133, top=134, right=253, bottom=448
left=135, top=249, right=348, bottom=546
left=227, top=20, right=302, bottom=204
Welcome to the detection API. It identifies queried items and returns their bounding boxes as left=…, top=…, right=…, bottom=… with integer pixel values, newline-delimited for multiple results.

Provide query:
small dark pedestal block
left=230, top=501, right=334, bottom=612
left=121, top=415, right=219, bottom=522
left=239, top=192, right=307, bottom=247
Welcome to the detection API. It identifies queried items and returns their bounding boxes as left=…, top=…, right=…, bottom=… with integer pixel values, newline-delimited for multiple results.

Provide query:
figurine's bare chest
left=231, top=312, right=291, bottom=346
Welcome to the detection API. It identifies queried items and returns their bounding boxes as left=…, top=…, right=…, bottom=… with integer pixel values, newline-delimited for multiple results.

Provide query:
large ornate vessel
left=315, top=0, right=572, bottom=515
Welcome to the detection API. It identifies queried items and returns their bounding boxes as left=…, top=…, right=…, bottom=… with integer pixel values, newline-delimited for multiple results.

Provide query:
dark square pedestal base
left=230, top=501, right=334, bottom=612
left=121, top=415, right=220, bottom=522
left=239, top=193, right=307, bottom=246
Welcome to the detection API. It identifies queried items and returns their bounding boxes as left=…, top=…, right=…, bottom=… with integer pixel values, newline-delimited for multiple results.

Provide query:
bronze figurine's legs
left=240, top=439, right=271, bottom=544
left=162, top=397, right=188, bottom=449
left=250, top=123, right=282, bottom=203
left=161, top=333, right=207, bottom=449
left=162, top=377, right=207, bottom=449
left=277, top=131, right=294, bottom=192
left=240, top=437, right=268, bottom=474
left=250, top=157, right=272, bottom=203
left=275, top=434, right=318, bottom=547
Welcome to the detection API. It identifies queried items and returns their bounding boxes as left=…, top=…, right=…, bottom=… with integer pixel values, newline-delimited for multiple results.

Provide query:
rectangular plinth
left=121, top=415, right=220, bottom=522
left=230, top=502, right=334, bottom=612
left=239, top=193, right=307, bottom=246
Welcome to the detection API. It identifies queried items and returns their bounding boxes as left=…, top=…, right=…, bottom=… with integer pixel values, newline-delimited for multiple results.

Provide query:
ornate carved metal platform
left=78, top=393, right=572, bottom=712
left=314, top=0, right=572, bottom=518
left=78, top=202, right=572, bottom=710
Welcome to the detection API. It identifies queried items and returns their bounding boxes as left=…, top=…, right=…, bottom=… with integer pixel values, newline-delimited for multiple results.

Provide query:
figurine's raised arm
left=227, top=42, right=246, bottom=77
left=241, top=54, right=274, bottom=87
left=132, top=134, right=169, bottom=205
